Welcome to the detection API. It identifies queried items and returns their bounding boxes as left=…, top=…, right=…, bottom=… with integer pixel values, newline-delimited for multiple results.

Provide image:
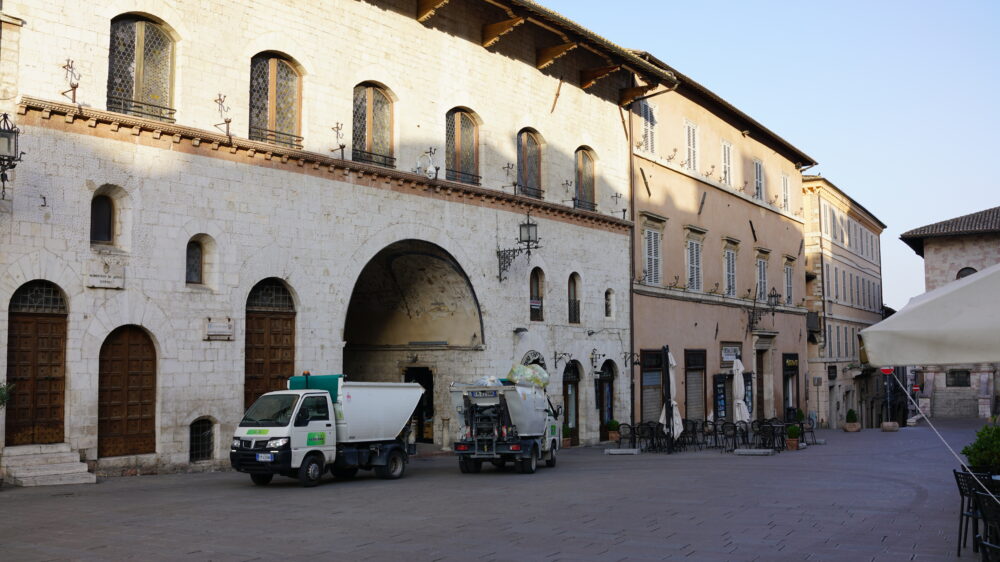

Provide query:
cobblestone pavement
left=0, top=419, right=980, bottom=561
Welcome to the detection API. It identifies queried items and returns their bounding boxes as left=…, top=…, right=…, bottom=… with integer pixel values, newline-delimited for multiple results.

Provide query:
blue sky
left=540, top=0, right=999, bottom=309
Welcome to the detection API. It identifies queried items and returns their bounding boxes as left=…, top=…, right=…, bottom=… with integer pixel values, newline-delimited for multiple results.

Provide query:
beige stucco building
left=900, top=206, right=1000, bottom=419
left=626, top=53, right=816, bottom=427
left=801, top=176, right=885, bottom=428
left=0, top=0, right=687, bottom=482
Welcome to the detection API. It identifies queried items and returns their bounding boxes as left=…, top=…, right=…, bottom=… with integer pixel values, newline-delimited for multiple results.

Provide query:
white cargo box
left=335, top=381, right=424, bottom=443
left=450, top=383, right=550, bottom=437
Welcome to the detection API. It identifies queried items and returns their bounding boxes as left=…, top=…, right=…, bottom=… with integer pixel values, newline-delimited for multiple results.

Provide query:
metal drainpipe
left=816, top=189, right=830, bottom=425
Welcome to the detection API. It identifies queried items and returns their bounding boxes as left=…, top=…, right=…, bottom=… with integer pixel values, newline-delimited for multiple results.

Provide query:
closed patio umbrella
left=657, top=351, right=683, bottom=436
left=732, top=358, right=751, bottom=424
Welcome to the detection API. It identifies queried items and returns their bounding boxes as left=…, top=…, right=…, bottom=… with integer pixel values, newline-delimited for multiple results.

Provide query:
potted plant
left=606, top=419, right=621, bottom=443
left=844, top=409, right=861, bottom=432
left=961, top=422, right=1000, bottom=474
left=796, top=408, right=805, bottom=423
left=562, top=424, right=572, bottom=449
left=786, top=423, right=801, bottom=451
left=0, top=382, right=11, bottom=409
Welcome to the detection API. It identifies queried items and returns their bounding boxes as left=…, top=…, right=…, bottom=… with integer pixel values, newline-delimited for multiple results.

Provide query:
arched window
left=91, top=195, right=114, bottom=243
left=957, top=267, right=978, bottom=280
left=107, top=15, right=175, bottom=122
left=249, top=53, right=302, bottom=148
left=568, top=273, right=581, bottom=324
left=186, top=239, right=203, bottom=284
left=574, top=148, right=596, bottom=211
left=445, top=109, right=479, bottom=185
left=604, top=289, right=614, bottom=318
left=530, top=267, right=544, bottom=321
left=353, top=83, right=394, bottom=167
left=189, top=418, right=213, bottom=462
left=517, top=129, right=542, bottom=198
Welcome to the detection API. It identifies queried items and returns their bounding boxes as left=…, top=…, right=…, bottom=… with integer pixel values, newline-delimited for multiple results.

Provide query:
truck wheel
left=519, top=449, right=537, bottom=474
left=459, top=457, right=470, bottom=473
left=250, top=473, right=273, bottom=486
left=332, top=466, right=358, bottom=479
left=298, top=454, right=324, bottom=487
left=375, top=450, right=406, bottom=480
left=545, top=445, right=557, bottom=468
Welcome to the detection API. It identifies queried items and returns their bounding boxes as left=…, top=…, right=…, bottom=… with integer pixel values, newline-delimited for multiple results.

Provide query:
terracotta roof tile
left=900, top=206, right=1000, bottom=256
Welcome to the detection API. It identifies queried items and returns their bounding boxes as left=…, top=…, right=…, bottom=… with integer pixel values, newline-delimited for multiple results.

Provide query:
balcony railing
left=352, top=148, right=396, bottom=169
left=249, top=126, right=304, bottom=150
left=568, top=299, right=580, bottom=324
left=530, top=299, right=544, bottom=322
left=516, top=184, right=544, bottom=199
left=107, top=96, right=176, bottom=123
left=573, top=198, right=597, bottom=212
left=445, top=169, right=481, bottom=186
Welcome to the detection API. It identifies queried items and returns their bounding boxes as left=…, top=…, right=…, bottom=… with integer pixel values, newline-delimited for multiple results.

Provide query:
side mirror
left=555, top=405, right=563, bottom=419
left=294, top=410, right=310, bottom=427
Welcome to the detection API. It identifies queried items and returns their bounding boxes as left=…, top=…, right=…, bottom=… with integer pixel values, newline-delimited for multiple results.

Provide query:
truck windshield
left=240, top=394, right=299, bottom=427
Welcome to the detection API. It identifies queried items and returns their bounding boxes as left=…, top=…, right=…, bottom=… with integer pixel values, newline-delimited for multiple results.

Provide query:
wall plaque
left=86, top=258, right=126, bottom=289
left=204, top=317, right=234, bottom=341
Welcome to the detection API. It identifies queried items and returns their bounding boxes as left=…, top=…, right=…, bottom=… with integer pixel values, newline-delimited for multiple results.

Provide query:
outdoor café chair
left=757, top=423, right=775, bottom=451
left=684, top=419, right=702, bottom=451
left=702, top=420, right=718, bottom=448
left=655, top=422, right=670, bottom=452
left=735, top=421, right=749, bottom=447
left=981, top=539, right=1000, bottom=562
left=750, top=420, right=761, bottom=447
left=720, top=422, right=737, bottom=453
left=636, top=422, right=654, bottom=452
left=976, top=491, right=1000, bottom=548
left=955, top=469, right=990, bottom=556
left=802, top=417, right=817, bottom=445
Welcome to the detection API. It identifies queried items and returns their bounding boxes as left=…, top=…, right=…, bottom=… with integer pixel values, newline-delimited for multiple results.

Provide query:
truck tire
left=332, top=466, right=358, bottom=479
left=298, top=454, right=324, bottom=487
left=544, top=445, right=557, bottom=468
left=517, top=449, right=537, bottom=474
left=375, top=450, right=406, bottom=480
left=250, top=473, right=273, bottom=486
left=459, top=457, right=482, bottom=473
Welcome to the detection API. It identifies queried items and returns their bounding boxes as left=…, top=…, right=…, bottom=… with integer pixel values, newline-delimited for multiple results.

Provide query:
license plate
left=472, top=390, right=497, bottom=398
left=255, top=453, right=273, bottom=462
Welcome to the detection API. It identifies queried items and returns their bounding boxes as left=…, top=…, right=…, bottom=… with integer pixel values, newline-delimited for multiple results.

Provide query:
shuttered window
left=756, top=258, right=767, bottom=301
left=638, top=100, right=656, bottom=153
left=685, top=121, right=698, bottom=171
left=785, top=265, right=793, bottom=305
left=724, top=248, right=737, bottom=297
left=753, top=160, right=764, bottom=199
left=686, top=239, right=702, bottom=291
left=721, top=141, right=733, bottom=185
left=644, top=229, right=661, bottom=285
left=781, top=174, right=790, bottom=210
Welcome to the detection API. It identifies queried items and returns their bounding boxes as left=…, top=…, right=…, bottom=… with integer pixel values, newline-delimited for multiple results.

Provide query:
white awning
left=860, top=262, right=1000, bottom=366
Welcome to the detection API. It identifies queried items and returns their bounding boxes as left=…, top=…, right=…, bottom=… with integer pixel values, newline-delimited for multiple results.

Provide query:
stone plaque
left=87, top=259, right=126, bottom=289
left=204, top=317, right=234, bottom=341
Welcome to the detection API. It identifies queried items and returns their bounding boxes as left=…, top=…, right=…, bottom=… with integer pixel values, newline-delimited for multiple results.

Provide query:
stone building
left=626, top=52, right=816, bottom=427
left=801, top=175, right=885, bottom=428
left=0, top=0, right=680, bottom=481
left=900, top=206, right=1000, bottom=419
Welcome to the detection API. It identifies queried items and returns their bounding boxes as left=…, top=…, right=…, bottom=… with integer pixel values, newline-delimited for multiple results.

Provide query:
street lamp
left=497, top=212, right=542, bottom=281
left=0, top=113, right=25, bottom=200
left=748, top=286, right=783, bottom=332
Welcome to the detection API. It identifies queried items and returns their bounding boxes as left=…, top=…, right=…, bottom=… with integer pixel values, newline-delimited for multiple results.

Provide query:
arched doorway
left=562, top=361, right=581, bottom=446
left=245, top=278, right=295, bottom=408
left=596, top=360, right=617, bottom=441
left=98, top=325, right=156, bottom=457
left=6, top=280, right=68, bottom=446
left=343, top=240, right=483, bottom=445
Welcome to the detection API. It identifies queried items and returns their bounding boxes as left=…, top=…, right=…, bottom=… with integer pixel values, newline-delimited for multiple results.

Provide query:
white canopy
left=860, top=262, right=1000, bottom=366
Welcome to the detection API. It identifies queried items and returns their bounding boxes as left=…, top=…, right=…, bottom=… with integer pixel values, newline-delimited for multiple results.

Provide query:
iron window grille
left=9, top=280, right=67, bottom=314
left=574, top=148, right=595, bottom=210
left=946, top=370, right=971, bottom=387
left=530, top=299, right=544, bottom=322
left=186, top=240, right=203, bottom=284
left=353, top=84, right=394, bottom=168
left=106, top=17, right=176, bottom=123
left=445, top=169, right=481, bottom=185
left=530, top=268, right=544, bottom=322
left=247, top=278, right=295, bottom=312
left=90, top=195, right=114, bottom=243
left=517, top=130, right=542, bottom=195
left=189, top=418, right=213, bottom=462
left=249, top=54, right=303, bottom=149
left=568, top=299, right=581, bottom=324
left=446, top=109, right=479, bottom=184
left=517, top=184, right=544, bottom=199
left=573, top=198, right=597, bottom=212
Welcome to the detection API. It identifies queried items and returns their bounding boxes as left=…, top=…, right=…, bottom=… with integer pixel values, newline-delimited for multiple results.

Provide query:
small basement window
left=946, top=370, right=971, bottom=387
left=189, top=418, right=214, bottom=462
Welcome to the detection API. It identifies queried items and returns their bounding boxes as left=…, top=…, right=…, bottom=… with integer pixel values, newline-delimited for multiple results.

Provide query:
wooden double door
left=5, top=313, right=67, bottom=446
left=244, top=311, right=295, bottom=408
left=98, top=326, right=156, bottom=457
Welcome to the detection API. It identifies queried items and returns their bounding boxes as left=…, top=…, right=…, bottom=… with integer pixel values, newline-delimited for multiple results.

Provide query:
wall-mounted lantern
left=0, top=113, right=25, bottom=200
left=497, top=212, right=542, bottom=281
left=748, top=287, right=782, bottom=332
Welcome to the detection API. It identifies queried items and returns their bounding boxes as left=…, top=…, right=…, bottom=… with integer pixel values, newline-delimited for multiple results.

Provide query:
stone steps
left=1, top=443, right=96, bottom=487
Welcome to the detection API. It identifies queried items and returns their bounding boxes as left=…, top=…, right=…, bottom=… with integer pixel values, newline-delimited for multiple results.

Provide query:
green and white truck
left=230, top=373, right=424, bottom=486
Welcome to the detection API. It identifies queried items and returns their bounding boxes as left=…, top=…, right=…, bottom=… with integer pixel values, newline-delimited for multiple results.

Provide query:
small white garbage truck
left=449, top=365, right=561, bottom=474
left=230, top=373, right=424, bottom=486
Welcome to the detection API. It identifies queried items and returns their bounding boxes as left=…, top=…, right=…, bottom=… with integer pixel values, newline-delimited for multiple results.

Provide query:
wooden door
left=99, top=326, right=156, bottom=457
left=5, top=313, right=67, bottom=445
left=244, top=312, right=295, bottom=408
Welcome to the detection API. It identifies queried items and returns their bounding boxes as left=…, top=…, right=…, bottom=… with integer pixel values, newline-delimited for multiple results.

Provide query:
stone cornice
left=632, top=282, right=808, bottom=316
left=17, top=96, right=631, bottom=235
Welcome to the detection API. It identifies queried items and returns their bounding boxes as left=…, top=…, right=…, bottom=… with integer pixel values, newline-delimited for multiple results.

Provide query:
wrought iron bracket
left=497, top=247, right=525, bottom=282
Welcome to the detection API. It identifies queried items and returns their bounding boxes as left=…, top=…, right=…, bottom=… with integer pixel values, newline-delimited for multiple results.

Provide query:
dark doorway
left=684, top=350, right=706, bottom=420
left=596, top=360, right=616, bottom=441
left=6, top=281, right=68, bottom=446
left=99, top=325, right=156, bottom=457
left=404, top=367, right=434, bottom=443
left=563, top=362, right=580, bottom=445
left=755, top=349, right=767, bottom=420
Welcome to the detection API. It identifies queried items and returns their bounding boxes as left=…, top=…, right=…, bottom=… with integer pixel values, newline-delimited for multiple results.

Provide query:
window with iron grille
left=517, top=129, right=542, bottom=198
left=721, top=141, right=733, bottom=185
left=724, top=248, right=737, bottom=296
left=353, top=83, right=394, bottom=167
left=445, top=109, right=479, bottom=185
left=567, top=273, right=581, bottom=324
left=574, top=148, right=596, bottom=211
left=753, top=159, right=764, bottom=200
left=249, top=54, right=302, bottom=149
left=530, top=268, right=544, bottom=321
left=686, top=239, right=702, bottom=291
left=91, top=195, right=114, bottom=243
left=10, top=280, right=68, bottom=314
left=189, top=418, right=213, bottom=462
left=247, top=278, right=295, bottom=312
left=947, top=370, right=971, bottom=387
left=186, top=240, right=203, bottom=284
left=685, top=121, right=698, bottom=171
left=107, top=16, right=175, bottom=122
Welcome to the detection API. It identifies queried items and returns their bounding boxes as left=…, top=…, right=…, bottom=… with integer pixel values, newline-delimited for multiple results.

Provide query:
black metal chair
left=635, top=422, right=654, bottom=452
left=750, top=420, right=761, bottom=448
left=684, top=419, right=702, bottom=451
left=617, top=423, right=634, bottom=449
left=802, top=417, right=817, bottom=445
left=955, top=469, right=990, bottom=556
left=757, top=423, right=775, bottom=451
left=977, top=491, right=1000, bottom=549
left=654, top=422, right=670, bottom=452
left=720, top=422, right=737, bottom=453
left=735, top=421, right=750, bottom=448
left=981, top=539, right=1000, bottom=562
left=703, top=420, right=718, bottom=449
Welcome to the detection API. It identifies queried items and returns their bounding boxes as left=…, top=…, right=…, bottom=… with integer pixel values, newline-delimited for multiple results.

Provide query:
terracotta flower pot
left=562, top=437, right=572, bottom=449
left=843, top=422, right=861, bottom=432
left=786, top=437, right=799, bottom=451
left=607, top=430, right=621, bottom=443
